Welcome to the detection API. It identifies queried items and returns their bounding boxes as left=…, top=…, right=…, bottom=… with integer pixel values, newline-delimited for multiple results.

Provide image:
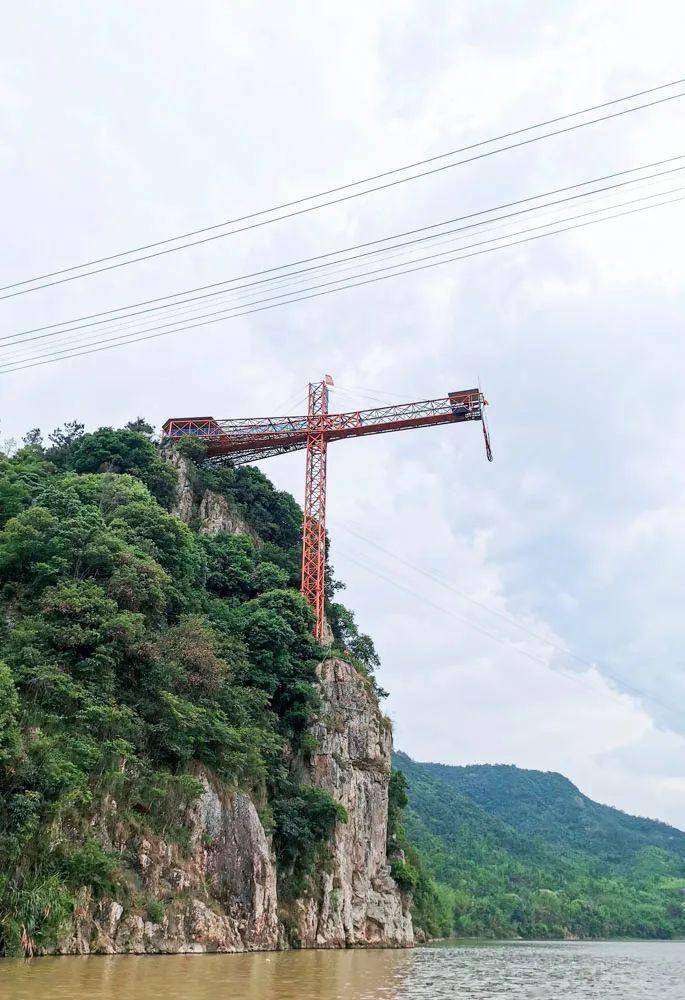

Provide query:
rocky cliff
left=294, top=659, right=412, bottom=948
left=53, top=460, right=412, bottom=954
left=59, top=777, right=280, bottom=954
left=170, top=453, right=258, bottom=539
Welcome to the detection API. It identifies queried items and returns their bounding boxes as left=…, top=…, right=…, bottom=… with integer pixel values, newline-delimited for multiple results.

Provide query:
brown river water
left=1, top=941, right=684, bottom=1000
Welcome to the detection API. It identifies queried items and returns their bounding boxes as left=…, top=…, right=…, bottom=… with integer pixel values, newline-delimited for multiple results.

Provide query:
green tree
left=272, top=779, right=347, bottom=901
left=0, top=662, right=22, bottom=765
left=125, top=418, right=154, bottom=437
left=64, top=427, right=178, bottom=509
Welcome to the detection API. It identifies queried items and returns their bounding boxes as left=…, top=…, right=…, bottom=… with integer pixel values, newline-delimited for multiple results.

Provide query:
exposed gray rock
left=197, top=490, right=257, bottom=540
left=295, top=657, right=413, bottom=948
left=59, top=777, right=280, bottom=955
left=193, top=778, right=279, bottom=946
left=169, top=451, right=257, bottom=539
left=54, top=660, right=412, bottom=955
left=168, top=453, right=196, bottom=523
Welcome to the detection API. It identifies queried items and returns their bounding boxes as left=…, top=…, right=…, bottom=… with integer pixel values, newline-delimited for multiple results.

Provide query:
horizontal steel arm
left=162, top=389, right=486, bottom=467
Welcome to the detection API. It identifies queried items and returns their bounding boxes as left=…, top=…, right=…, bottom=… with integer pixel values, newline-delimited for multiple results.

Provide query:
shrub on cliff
left=272, top=779, right=348, bottom=902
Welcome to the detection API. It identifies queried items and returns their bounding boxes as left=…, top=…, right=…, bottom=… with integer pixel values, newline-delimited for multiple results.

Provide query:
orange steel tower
left=301, top=378, right=330, bottom=639
left=163, top=379, right=492, bottom=640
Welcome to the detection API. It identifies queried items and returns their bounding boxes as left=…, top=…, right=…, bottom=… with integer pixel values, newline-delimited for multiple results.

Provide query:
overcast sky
left=2, top=2, right=684, bottom=827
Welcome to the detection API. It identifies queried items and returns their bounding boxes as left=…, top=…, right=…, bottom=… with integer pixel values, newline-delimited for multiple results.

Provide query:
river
left=1, top=941, right=683, bottom=999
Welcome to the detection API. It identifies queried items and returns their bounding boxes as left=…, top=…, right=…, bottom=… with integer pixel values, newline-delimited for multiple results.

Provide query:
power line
left=332, top=386, right=402, bottom=407
left=335, top=384, right=406, bottom=400
left=271, top=390, right=308, bottom=415
left=3, top=190, right=683, bottom=371
left=337, top=545, right=677, bottom=719
left=3, top=193, right=683, bottom=371
left=2, top=186, right=681, bottom=369
left=339, top=546, right=548, bottom=667
left=2, top=192, right=682, bottom=374
left=2, top=85, right=683, bottom=300
left=3, top=174, right=682, bottom=367
left=338, top=524, right=675, bottom=714
left=4, top=184, right=675, bottom=363
left=6, top=155, right=682, bottom=348
left=11, top=176, right=662, bottom=363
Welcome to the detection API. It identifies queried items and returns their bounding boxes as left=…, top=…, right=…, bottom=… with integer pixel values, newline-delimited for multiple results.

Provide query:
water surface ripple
left=1, top=940, right=683, bottom=999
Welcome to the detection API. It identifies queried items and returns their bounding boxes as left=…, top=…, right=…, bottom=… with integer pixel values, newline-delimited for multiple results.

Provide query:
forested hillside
left=3, top=417, right=680, bottom=954
left=394, top=751, right=685, bottom=939
left=0, top=421, right=399, bottom=955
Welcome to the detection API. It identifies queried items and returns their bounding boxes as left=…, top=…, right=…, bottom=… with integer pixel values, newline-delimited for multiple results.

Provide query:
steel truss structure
left=163, top=381, right=492, bottom=640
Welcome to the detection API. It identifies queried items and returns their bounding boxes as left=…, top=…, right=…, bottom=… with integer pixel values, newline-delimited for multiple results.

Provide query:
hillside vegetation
left=0, top=420, right=397, bottom=955
left=394, top=752, right=685, bottom=939
left=2, top=418, right=679, bottom=953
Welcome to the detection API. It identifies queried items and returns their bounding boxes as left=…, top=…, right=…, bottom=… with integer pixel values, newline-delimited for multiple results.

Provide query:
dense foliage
left=387, top=768, right=453, bottom=939
left=0, top=423, right=364, bottom=955
left=394, top=752, right=685, bottom=940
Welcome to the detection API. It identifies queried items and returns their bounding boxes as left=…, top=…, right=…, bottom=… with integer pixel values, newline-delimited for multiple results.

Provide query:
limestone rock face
left=55, top=660, right=412, bottom=955
left=58, top=777, right=280, bottom=955
left=295, top=658, right=413, bottom=948
left=169, top=452, right=257, bottom=539
left=167, top=453, right=196, bottom=523
left=196, top=490, right=257, bottom=539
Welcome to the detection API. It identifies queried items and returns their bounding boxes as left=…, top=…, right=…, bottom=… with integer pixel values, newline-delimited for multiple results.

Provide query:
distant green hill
left=393, top=751, right=685, bottom=939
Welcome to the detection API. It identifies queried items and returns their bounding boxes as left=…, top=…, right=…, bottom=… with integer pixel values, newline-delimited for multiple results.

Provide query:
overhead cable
left=1, top=82, right=683, bottom=299
left=338, top=545, right=677, bottom=719
left=4, top=157, right=683, bottom=351
left=339, top=523, right=675, bottom=714
left=7, top=185, right=681, bottom=362
left=2, top=192, right=682, bottom=374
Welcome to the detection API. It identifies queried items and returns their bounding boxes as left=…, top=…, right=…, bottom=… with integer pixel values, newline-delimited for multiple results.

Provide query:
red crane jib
left=162, top=384, right=491, bottom=641
left=162, top=389, right=484, bottom=466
